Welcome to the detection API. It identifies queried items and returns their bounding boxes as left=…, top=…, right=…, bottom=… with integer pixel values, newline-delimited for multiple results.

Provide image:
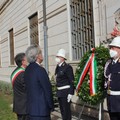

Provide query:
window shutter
left=9, top=29, right=14, bottom=65
left=29, top=13, right=39, bottom=45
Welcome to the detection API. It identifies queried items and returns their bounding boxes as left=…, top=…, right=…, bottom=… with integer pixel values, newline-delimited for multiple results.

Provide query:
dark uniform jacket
left=24, top=62, right=54, bottom=116
left=11, top=67, right=27, bottom=114
left=104, top=58, right=120, bottom=112
left=55, top=62, right=74, bottom=97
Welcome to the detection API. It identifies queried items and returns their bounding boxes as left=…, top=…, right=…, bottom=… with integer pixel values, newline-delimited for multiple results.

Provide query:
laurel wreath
left=74, top=46, right=110, bottom=105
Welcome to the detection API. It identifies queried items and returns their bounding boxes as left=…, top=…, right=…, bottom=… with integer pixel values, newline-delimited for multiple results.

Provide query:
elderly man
left=104, top=36, right=120, bottom=120
left=55, top=49, right=74, bottom=120
left=11, top=53, right=28, bottom=120
left=24, top=45, right=54, bottom=120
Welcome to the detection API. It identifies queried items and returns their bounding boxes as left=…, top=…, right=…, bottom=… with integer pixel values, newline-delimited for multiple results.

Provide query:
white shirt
left=58, top=61, right=64, bottom=67
left=36, top=61, right=41, bottom=66
left=113, top=57, right=119, bottom=64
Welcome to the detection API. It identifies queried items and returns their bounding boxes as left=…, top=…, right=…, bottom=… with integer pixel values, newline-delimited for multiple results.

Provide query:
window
left=9, top=28, right=14, bottom=65
left=70, top=0, right=95, bottom=60
left=29, top=12, right=39, bottom=45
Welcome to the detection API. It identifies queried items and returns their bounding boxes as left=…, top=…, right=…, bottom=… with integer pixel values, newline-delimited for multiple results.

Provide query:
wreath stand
left=77, top=102, right=104, bottom=120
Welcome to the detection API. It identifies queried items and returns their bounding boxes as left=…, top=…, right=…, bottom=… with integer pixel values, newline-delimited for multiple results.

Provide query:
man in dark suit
left=104, top=36, right=120, bottom=120
left=11, top=53, right=28, bottom=120
left=24, top=45, right=54, bottom=120
left=55, top=49, right=74, bottom=120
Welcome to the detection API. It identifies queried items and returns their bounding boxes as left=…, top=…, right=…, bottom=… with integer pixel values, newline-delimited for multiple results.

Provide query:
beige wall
left=93, top=0, right=120, bottom=44
left=0, top=0, right=68, bottom=82
left=0, top=0, right=120, bottom=82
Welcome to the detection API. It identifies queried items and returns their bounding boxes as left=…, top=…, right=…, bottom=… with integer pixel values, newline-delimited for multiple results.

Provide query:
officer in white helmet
left=55, top=48, right=74, bottom=120
left=104, top=36, right=120, bottom=120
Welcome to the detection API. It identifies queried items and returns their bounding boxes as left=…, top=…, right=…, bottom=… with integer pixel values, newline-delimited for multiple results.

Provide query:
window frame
left=9, top=28, right=14, bottom=65
left=67, top=0, right=95, bottom=61
left=28, top=12, right=39, bottom=45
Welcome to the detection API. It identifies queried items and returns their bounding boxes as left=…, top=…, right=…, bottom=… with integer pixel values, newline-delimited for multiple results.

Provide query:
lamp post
left=42, top=0, right=48, bottom=73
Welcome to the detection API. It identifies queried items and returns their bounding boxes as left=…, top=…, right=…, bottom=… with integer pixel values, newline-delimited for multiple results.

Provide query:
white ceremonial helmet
left=56, top=49, right=67, bottom=60
left=109, top=36, right=120, bottom=48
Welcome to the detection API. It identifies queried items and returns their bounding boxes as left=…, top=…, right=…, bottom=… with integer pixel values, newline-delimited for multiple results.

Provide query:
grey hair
left=25, top=44, right=41, bottom=63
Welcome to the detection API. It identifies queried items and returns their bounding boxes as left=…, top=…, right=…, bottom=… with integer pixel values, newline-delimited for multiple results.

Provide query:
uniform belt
left=107, top=90, right=120, bottom=95
left=57, top=85, right=70, bottom=90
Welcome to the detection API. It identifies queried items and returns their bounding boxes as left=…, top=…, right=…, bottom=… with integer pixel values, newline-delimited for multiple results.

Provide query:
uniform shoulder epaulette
left=66, top=63, right=72, bottom=69
left=105, top=59, right=112, bottom=65
left=65, top=63, right=69, bottom=66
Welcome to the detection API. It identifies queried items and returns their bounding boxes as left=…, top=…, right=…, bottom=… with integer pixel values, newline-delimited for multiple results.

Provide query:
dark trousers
left=17, top=114, right=29, bottom=120
left=29, top=115, right=51, bottom=120
left=109, top=112, right=120, bottom=120
left=58, top=97, right=71, bottom=120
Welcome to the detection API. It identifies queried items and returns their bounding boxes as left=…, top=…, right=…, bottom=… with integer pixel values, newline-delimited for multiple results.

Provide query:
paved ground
left=51, top=108, right=98, bottom=120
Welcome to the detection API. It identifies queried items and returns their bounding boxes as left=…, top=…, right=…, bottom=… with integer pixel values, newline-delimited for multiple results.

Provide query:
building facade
left=0, top=0, right=119, bottom=83
left=1, top=0, right=120, bottom=119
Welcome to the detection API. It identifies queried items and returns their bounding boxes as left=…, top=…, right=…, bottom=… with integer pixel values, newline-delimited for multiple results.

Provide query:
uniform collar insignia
left=118, top=58, right=120, bottom=62
left=62, top=62, right=66, bottom=66
left=113, top=58, right=119, bottom=63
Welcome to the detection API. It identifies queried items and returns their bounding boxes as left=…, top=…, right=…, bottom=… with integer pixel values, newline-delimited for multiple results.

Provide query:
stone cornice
left=14, top=26, right=28, bottom=36
left=38, top=4, right=67, bottom=23
left=0, top=0, right=13, bottom=15
left=0, top=37, right=8, bottom=44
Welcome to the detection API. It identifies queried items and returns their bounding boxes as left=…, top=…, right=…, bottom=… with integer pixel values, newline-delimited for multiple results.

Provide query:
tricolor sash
left=76, top=48, right=97, bottom=96
left=11, top=68, right=25, bottom=86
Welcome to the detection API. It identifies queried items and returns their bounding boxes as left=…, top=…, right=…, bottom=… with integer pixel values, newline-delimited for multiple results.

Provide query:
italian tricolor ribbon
left=76, top=48, right=97, bottom=96
left=11, top=67, right=25, bottom=86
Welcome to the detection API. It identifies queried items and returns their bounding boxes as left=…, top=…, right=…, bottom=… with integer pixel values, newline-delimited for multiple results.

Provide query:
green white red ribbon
left=76, top=48, right=97, bottom=96
left=11, top=67, right=25, bottom=86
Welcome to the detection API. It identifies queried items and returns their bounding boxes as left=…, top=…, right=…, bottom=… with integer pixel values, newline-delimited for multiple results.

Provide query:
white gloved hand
left=67, top=94, right=72, bottom=103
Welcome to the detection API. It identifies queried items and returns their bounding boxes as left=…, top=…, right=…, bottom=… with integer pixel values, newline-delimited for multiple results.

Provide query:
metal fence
left=70, top=0, right=95, bottom=60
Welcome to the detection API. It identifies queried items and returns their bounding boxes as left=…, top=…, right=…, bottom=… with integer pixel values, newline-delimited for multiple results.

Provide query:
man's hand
left=67, top=94, right=72, bottom=102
